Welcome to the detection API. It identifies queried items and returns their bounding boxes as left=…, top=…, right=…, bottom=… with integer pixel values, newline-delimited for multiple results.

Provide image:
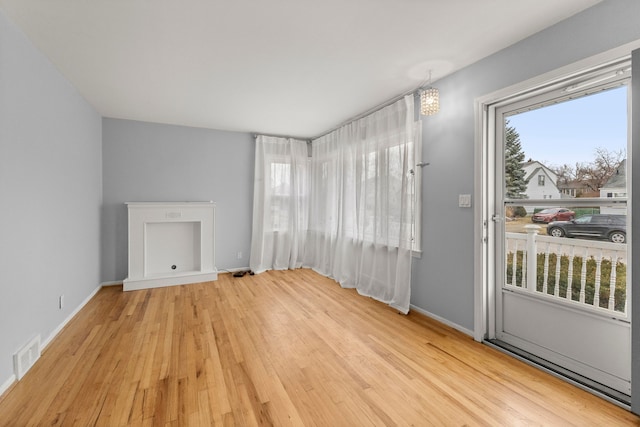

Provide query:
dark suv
left=546, top=214, right=626, bottom=243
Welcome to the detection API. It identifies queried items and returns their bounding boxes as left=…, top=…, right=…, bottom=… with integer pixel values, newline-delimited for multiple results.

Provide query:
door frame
left=474, top=40, right=640, bottom=345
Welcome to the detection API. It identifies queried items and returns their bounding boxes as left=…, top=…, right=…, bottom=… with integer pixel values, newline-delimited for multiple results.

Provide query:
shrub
left=506, top=206, right=527, bottom=218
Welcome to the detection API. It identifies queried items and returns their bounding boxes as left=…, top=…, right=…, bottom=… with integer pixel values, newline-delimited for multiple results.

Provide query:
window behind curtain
left=268, top=161, right=291, bottom=231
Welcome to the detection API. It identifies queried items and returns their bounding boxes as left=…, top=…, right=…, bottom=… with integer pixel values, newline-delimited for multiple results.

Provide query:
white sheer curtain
left=249, top=136, right=309, bottom=274
left=304, top=95, right=417, bottom=313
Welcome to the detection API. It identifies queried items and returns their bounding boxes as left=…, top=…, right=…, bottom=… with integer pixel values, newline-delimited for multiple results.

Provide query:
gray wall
left=101, top=119, right=255, bottom=282
left=411, top=0, right=640, bottom=331
left=0, top=10, right=102, bottom=385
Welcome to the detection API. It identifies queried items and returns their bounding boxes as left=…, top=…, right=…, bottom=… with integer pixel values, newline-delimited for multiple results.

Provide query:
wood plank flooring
left=1, top=269, right=639, bottom=426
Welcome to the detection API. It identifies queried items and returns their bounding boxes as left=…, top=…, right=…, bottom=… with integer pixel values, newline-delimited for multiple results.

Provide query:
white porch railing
left=505, top=225, right=628, bottom=315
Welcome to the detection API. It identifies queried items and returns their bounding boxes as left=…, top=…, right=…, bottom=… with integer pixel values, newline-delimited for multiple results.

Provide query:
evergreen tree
left=504, top=121, right=527, bottom=199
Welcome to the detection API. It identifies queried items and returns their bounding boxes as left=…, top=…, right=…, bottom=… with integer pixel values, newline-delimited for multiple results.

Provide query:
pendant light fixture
left=420, top=70, right=440, bottom=116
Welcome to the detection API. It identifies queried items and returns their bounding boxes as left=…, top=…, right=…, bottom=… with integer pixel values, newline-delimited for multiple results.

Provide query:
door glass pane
left=502, top=85, right=628, bottom=315
left=506, top=86, right=627, bottom=202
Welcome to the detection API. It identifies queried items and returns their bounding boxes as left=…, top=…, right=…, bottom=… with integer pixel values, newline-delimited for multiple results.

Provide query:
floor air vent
left=14, top=335, right=41, bottom=380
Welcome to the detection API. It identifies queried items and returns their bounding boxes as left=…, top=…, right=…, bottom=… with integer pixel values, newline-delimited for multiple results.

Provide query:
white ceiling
left=0, top=0, right=601, bottom=139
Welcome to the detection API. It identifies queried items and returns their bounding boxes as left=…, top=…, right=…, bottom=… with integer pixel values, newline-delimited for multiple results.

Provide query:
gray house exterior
left=600, top=159, right=627, bottom=214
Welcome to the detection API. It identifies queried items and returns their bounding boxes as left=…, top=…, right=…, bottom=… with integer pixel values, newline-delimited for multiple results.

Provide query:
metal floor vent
left=14, top=335, right=41, bottom=380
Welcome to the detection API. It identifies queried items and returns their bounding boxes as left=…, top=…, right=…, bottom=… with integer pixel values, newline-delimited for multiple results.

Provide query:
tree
left=575, top=147, right=625, bottom=193
left=550, top=163, right=576, bottom=186
left=550, top=148, right=625, bottom=194
left=504, top=121, right=527, bottom=199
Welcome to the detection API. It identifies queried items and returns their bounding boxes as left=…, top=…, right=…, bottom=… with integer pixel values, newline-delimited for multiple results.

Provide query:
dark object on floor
left=233, top=271, right=246, bottom=277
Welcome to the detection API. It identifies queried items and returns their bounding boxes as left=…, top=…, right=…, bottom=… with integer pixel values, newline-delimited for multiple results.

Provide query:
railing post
left=524, top=225, right=541, bottom=292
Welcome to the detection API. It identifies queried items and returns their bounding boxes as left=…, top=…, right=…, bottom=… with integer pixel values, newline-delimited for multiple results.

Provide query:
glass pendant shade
left=420, top=87, right=440, bottom=116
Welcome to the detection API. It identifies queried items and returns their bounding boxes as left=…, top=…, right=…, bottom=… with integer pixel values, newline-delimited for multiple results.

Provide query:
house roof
left=601, top=159, right=627, bottom=189
left=523, top=161, right=558, bottom=184
left=0, top=0, right=601, bottom=138
left=558, top=180, right=590, bottom=190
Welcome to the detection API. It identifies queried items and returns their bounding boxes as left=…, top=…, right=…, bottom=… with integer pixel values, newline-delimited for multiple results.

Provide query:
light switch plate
left=459, top=194, right=472, bottom=208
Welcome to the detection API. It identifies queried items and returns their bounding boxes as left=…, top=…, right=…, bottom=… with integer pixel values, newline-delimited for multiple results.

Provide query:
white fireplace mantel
left=123, top=201, right=217, bottom=291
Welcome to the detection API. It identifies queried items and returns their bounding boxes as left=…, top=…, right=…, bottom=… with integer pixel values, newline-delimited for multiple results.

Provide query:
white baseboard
left=100, top=280, right=123, bottom=287
left=1, top=285, right=103, bottom=399
left=41, top=285, right=102, bottom=351
left=410, top=304, right=474, bottom=337
left=0, top=374, right=16, bottom=399
left=108, top=268, right=250, bottom=278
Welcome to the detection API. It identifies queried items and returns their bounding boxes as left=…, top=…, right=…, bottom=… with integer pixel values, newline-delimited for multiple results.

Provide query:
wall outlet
left=59, top=295, right=64, bottom=310
left=237, top=251, right=243, bottom=260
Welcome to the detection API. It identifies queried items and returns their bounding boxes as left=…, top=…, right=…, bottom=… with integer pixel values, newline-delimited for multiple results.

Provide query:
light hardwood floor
left=1, top=269, right=639, bottom=426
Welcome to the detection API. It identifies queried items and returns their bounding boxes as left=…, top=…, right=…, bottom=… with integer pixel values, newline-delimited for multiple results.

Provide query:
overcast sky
left=507, top=85, right=628, bottom=169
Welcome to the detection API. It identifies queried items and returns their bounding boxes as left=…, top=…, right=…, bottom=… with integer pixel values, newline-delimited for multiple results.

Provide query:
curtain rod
left=311, top=79, right=428, bottom=141
left=255, top=77, right=429, bottom=143
left=253, top=133, right=311, bottom=142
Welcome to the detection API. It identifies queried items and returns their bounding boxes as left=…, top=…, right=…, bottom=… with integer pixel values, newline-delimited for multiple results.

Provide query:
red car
left=531, top=207, right=575, bottom=223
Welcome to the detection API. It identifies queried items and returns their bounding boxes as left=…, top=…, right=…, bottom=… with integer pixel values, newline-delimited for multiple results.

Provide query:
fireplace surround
left=123, top=202, right=217, bottom=291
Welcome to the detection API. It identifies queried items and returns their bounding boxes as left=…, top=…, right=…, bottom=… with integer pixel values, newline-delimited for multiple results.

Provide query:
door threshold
left=485, top=339, right=630, bottom=408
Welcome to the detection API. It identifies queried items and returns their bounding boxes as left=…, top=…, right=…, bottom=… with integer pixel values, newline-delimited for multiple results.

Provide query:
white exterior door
left=489, top=60, right=632, bottom=397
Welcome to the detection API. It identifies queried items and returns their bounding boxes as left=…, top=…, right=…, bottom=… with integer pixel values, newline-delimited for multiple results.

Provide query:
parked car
left=531, top=208, right=575, bottom=223
left=546, top=214, right=627, bottom=243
